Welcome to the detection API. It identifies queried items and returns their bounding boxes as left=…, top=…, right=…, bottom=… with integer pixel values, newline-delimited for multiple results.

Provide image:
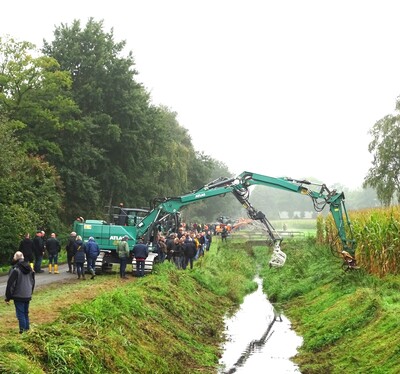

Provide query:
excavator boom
left=137, top=171, right=356, bottom=268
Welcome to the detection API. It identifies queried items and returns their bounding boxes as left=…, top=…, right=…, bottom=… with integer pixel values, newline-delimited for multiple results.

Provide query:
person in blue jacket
left=132, top=238, right=149, bottom=277
left=85, top=237, right=100, bottom=279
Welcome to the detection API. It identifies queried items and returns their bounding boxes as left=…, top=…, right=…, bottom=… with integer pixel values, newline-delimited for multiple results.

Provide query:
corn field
left=317, top=207, right=400, bottom=277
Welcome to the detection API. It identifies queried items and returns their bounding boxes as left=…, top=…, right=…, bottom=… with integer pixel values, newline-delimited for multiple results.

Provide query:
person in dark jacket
left=65, top=231, right=77, bottom=273
left=5, top=251, right=35, bottom=333
left=85, top=237, right=100, bottom=279
left=173, top=237, right=184, bottom=269
left=166, top=233, right=177, bottom=261
left=32, top=230, right=45, bottom=273
left=46, top=233, right=61, bottom=274
left=221, top=227, right=228, bottom=242
left=74, top=235, right=86, bottom=280
left=18, top=233, right=34, bottom=269
left=205, top=230, right=212, bottom=251
left=183, top=235, right=197, bottom=270
left=132, top=238, right=149, bottom=277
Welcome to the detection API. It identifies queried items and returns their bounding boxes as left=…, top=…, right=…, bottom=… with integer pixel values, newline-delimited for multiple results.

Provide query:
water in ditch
left=218, top=277, right=303, bottom=373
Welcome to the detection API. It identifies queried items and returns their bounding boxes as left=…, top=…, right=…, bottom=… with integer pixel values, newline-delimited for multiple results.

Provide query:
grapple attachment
left=269, top=243, right=287, bottom=267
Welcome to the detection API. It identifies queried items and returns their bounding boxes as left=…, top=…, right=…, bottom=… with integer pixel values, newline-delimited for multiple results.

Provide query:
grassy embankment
left=257, top=238, right=400, bottom=374
left=3, top=219, right=399, bottom=373
left=0, top=240, right=259, bottom=374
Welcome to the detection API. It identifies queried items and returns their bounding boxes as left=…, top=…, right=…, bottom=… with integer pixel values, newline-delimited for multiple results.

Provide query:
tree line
left=0, top=19, right=233, bottom=261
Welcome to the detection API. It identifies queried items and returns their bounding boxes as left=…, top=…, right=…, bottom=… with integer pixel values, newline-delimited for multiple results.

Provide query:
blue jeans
left=158, top=251, right=166, bottom=263
left=76, top=262, right=85, bottom=277
left=173, top=256, right=183, bottom=269
left=135, top=259, right=145, bottom=277
left=119, top=257, right=128, bottom=277
left=14, top=300, right=30, bottom=332
left=34, top=255, right=43, bottom=272
left=87, top=257, right=96, bottom=273
left=48, top=253, right=58, bottom=265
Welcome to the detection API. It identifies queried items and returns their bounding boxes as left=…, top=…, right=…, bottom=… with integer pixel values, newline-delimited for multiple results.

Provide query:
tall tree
left=0, top=35, right=99, bottom=222
left=0, top=119, right=63, bottom=261
left=42, top=19, right=202, bottom=216
left=42, top=19, right=146, bottom=216
left=364, top=99, right=400, bottom=206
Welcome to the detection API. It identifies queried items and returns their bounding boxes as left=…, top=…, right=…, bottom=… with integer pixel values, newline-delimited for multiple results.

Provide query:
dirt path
left=0, top=264, right=136, bottom=335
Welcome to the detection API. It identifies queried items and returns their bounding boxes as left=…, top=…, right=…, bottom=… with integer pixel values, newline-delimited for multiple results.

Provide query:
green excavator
left=73, top=171, right=357, bottom=273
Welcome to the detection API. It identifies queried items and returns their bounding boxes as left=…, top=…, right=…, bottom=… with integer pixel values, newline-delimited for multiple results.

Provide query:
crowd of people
left=154, top=227, right=213, bottom=270
left=4, top=223, right=221, bottom=333
left=18, top=230, right=62, bottom=274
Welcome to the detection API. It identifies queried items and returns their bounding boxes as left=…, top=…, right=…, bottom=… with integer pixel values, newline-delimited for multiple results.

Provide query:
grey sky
left=2, top=0, right=400, bottom=189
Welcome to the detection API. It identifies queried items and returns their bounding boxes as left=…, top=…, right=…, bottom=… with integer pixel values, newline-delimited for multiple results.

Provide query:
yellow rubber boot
left=48, top=264, right=52, bottom=274
left=54, top=264, right=59, bottom=274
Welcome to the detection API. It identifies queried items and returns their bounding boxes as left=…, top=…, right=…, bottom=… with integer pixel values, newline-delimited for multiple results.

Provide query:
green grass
left=0, top=242, right=258, bottom=373
left=2, top=236, right=400, bottom=373
left=257, top=238, right=400, bottom=374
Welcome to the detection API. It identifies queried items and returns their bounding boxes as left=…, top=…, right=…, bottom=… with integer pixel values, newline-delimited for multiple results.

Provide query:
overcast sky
left=2, top=1, right=400, bottom=189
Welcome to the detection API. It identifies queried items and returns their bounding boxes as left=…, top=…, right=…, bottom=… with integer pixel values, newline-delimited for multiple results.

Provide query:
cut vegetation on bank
left=259, top=238, right=400, bottom=374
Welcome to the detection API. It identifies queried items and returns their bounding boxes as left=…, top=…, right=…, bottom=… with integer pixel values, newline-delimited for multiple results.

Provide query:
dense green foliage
left=0, top=27, right=233, bottom=261
left=259, top=239, right=400, bottom=373
left=0, top=243, right=257, bottom=373
left=0, top=121, right=63, bottom=254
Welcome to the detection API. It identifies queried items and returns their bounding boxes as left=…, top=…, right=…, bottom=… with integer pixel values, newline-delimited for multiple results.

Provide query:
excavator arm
left=136, top=171, right=356, bottom=268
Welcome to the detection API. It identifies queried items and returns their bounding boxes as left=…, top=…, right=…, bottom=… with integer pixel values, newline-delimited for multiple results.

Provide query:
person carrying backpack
left=85, top=237, right=100, bottom=279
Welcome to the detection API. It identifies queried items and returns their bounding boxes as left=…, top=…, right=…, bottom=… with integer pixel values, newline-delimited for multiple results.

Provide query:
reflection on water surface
left=218, top=277, right=302, bottom=373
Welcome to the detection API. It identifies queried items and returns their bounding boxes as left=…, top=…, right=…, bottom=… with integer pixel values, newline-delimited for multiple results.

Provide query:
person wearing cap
left=116, top=235, right=130, bottom=279
left=65, top=231, right=78, bottom=273
left=5, top=251, right=35, bottom=333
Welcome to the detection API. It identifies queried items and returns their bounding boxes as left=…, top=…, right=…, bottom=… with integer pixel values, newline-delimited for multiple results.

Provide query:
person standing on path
left=5, top=251, right=35, bottom=333
left=18, top=233, right=34, bottom=270
left=74, top=235, right=86, bottom=280
left=85, top=237, right=100, bottom=279
left=46, top=233, right=61, bottom=274
left=32, top=231, right=45, bottom=273
left=132, top=238, right=148, bottom=277
left=117, top=235, right=130, bottom=279
left=65, top=231, right=77, bottom=273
